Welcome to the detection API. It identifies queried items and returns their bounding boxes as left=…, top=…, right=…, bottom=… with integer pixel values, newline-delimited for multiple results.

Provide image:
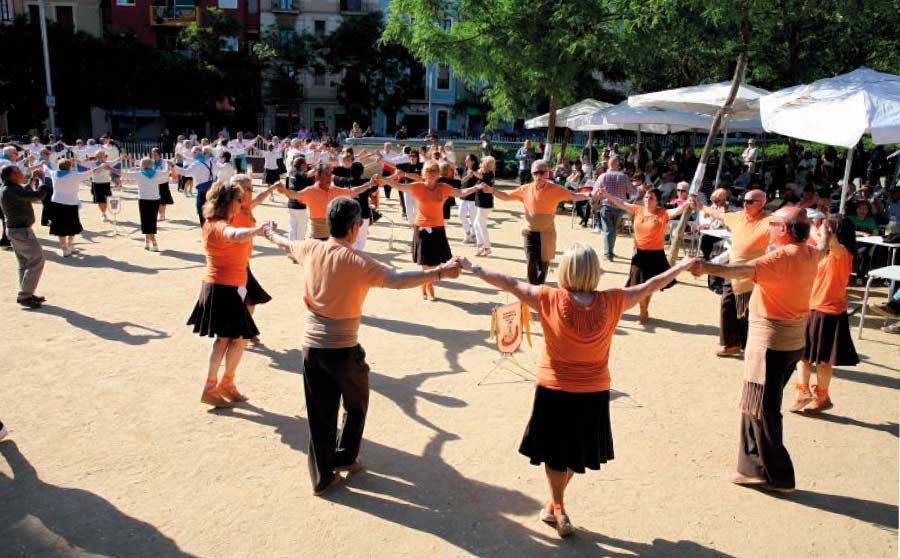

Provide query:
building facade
left=109, top=0, right=259, bottom=49
left=10, top=0, right=104, bottom=36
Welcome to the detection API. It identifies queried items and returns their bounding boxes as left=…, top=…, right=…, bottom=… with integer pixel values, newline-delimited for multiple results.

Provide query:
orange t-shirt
left=202, top=219, right=251, bottom=287
left=809, top=244, right=852, bottom=314
left=724, top=211, right=771, bottom=263
left=536, top=286, right=626, bottom=393
left=229, top=206, right=256, bottom=260
left=290, top=238, right=390, bottom=319
left=410, top=182, right=452, bottom=227
left=296, top=186, right=352, bottom=219
left=750, top=243, right=823, bottom=320
left=507, top=181, right=571, bottom=215
left=630, top=206, right=669, bottom=250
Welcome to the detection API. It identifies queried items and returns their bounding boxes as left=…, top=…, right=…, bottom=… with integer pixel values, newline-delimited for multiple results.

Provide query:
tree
left=383, top=0, right=616, bottom=144
left=323, top=12, right=415, bottom=129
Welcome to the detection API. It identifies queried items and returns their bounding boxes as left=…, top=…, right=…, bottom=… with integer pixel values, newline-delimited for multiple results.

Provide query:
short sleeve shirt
left=630, top=206, right=669, bottom=251
left=750, top=243, right=823, bottom=320
left=508, top=181, right=571, bottom=215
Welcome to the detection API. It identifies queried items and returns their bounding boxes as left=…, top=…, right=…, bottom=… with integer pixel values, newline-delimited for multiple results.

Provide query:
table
left=693, top=228, right=732, bottom=257
left=857, top=265, right=900, bottom=339
left=857, top=236, right=900, bottom=290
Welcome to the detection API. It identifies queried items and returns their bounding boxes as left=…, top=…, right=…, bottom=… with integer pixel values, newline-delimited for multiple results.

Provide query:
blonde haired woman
left=471, top=155, right=495, bottom=256
left=376, top=160, right=482, bottom=299
left=121, top=158, right=167, bottom=251
left=187, top=182, right=272, bottom=407
left=458, top=244, right=695, bottom=537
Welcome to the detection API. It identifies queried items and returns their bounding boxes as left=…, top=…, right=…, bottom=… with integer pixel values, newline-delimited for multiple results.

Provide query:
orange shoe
left=804, top=386, right=833, bottom=413
left=201, top=380, right=233, bottom=408
left=790, top=383, right=813, bottom=412
left=218, top=379, right=249, bottom=402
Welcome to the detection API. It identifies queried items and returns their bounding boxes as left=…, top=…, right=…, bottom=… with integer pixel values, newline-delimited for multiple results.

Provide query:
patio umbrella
left=760, top=67, right=900, bottom=213
left=628, top=81, right=771, bottom=119
left=524, top=99, right=613, bottom=129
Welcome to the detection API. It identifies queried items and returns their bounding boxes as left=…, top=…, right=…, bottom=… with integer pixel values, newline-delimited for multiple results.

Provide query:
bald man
left=696, top=188, right=771, bottom=358
left=691, top=207, right=829, bottom=492
left=490, top=160, right=593, bottom=284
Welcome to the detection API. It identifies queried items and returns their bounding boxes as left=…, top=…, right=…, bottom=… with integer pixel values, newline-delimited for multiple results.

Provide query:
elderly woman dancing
left=458, top=244, right=694, bottom=537
left=187, top=181, right=271, bottom=408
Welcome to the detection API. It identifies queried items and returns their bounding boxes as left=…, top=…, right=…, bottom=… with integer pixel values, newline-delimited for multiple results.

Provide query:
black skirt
left=264, top=169, right=281, bottom=185
left=158, top=183, right=174, bottom=205
left=48, top=203, right=82, bottom=236
left=187, top=283, right=260, bottom=339
left=626, top=249, right=675, bottom=290
left=245, top=267, right=272, bottom=306
left=411, top=226, right=452, bottom=266
left=803, top=309, right=860, bottom=366
left=519, top=386, right=614, bottom=474
left=276, top=158, right=286, bottom=174
left=91, top=182, right=112, bottom=204
left=138, top=199, right=160, bottom=234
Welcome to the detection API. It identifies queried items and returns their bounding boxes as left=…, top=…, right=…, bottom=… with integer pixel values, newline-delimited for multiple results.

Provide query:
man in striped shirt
left=592, top=155, right=634, bottom=261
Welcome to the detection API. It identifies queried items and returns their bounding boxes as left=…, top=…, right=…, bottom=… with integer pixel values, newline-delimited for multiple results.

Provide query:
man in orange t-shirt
left=491, top=160, right=594, bottom=285
left=696, top=188, right=771, bottom=357
left=262, top=197, right=462, bottom=496
left=691, top=206, right=828, bottom=492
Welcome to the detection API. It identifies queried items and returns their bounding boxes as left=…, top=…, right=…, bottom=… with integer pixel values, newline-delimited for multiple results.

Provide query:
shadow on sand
left=0, top=441, right=196, bottom=558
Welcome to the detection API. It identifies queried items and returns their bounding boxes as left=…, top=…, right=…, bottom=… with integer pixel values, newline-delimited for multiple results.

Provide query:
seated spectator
left=553, top=155, right=571, bottom=183
left=796, top=185, right=818, bottom=209
left=849, top=200, right=878, bottom=281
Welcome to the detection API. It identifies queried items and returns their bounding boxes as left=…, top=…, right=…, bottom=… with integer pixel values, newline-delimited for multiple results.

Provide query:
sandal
left=789, top=383, right=813, bottom=413
left=218, top=379, right=249, bottom=402
left=200, top=380, right=233, bottom=408
left=716, top=347, right=744, bottom=358
left=804, top=386, right=833, bottom=413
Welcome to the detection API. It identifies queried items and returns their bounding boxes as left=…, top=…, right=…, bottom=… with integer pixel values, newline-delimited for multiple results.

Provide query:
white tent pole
left=714, top=119, right=729, bottom=187
left=838, top=146, right=855, bottom=216
left=636, top=129, right=642, bottom=170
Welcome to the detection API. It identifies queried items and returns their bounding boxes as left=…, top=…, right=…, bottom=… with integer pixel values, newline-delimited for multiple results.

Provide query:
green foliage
left=321, top=13, right=415, bottom=126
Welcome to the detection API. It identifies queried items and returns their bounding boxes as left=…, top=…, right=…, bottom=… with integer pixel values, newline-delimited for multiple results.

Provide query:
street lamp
left=37, top=0, right=56, bottom=135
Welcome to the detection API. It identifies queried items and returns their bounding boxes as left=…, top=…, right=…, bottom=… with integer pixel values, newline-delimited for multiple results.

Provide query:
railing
left=270, top=0, right=299, bottom=13
left=340, top=0, right=379, bottom=13
left=149, top=4, right=198, bottom=26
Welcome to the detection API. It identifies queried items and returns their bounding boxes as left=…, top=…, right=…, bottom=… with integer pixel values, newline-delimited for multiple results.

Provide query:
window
left=220, top=36, right=239, bottom=51
left=55, top=6, right=73, bottom=29
left=314, top=68, right=325, bottom=86
left=314, top=20, right=325, bottom=36
left=218, top=0, right=237, bottom=8
left=116, top=0, right=135, bottom=5
left=0, top=0, right=12, bottom=21
left=436, top=64, right=450, bottom=90
left=27, top=4, right=39, bottom=23
left=247, top=0, right=258, bottom=13
left=437, top=110, right=448, bottom=131
left=277, top=28, right=293, bottom=48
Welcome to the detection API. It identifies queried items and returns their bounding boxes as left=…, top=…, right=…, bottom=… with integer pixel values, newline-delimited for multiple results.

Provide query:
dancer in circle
left=231, top=174, right=280, bottom=345
left=47, top=159, right=106, bottom=257
left=471, top=156, right=495, bottom=257
left=89, top=150, right=117, bottom=222
left=599, top=186, right=692, bottom=323
left=695, top=189, right=771, bottom=357
left=187, top=181, right=272, bottom=408
left=458, top=154, right=479, bottom=244
left=489, top=160, right=594, bottom=285
left=457, top=244, right=695, bottom=537
left=172, top=147, right=215, bottom=224
left=261, top=197, right=462, bottom=495
left=791, top=216, right=859, bottom=412
left=395, top=149, right=423, bottom=224
left=334, top=161, right=378, bottom=251
left=690, top=207, right=828, bottom=492
left=375, top=160, right=482, bottom=300
left=151, top=148, right=174, bottom=222
left=122, top=158, right=167, bottom=251
left=278, top=163, right=376, bottom=241
left=286, top=156, right=312, bottom=241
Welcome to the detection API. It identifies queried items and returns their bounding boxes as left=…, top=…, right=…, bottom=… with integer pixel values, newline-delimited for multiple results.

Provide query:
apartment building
left=109, top=0, right=259, bottom=49
left=8, top=0, right=104, bottom=36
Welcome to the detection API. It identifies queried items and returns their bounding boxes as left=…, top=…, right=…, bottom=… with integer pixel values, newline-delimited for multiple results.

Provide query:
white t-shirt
left=124, top=169, right=165, bottom=200
left=262, top=149, right=280, bottom=170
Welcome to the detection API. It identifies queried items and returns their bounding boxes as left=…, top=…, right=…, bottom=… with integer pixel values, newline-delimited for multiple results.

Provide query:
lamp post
left=37, top=0, right=56, bottom=135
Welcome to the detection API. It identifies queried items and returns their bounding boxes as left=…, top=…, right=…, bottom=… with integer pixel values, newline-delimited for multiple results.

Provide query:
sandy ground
left=0, top=178, right=897, bottom=558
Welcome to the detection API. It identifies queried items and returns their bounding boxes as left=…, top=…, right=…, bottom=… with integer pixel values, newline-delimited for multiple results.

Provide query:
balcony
left=340, top=0, right=379, bottom=13
left=149, top=3, right=199, bottom=26
left=270, top=0, right=299, bottom=13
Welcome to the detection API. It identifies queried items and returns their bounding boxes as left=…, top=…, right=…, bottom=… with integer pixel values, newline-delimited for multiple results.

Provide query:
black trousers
left=522, top=229, right=549, bottom=285
left=0, top=205, right=9, bottom=246
left=720, top=282, right=748, bottom=349
left=519, top=170, right=533, bottom=185
left=303, top=345, right=370, bottom=493
left=737, top=348, right=802, bottom=489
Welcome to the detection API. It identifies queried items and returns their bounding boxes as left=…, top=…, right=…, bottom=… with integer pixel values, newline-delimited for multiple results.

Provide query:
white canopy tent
left=760, top=67, right=900, bottom=214
left=524, top=99, right=613, bottom=130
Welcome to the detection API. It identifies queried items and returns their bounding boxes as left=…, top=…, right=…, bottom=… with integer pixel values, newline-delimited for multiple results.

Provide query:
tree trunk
left=545, top=95, right=557, bottom=149
left=559, top=127, right=571, bottom=164
left=667, top=21, right=751, bottom=265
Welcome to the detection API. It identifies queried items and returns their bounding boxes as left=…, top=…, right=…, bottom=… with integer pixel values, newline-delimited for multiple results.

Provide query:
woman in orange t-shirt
left=232, top=174, right=280, bottom=345
left=601, top=187, right=692, bottom=323
left=376, top=160, right=482, bottom=299
left=793, top=219, right=859, bottom=413
left=457, top=243, right=695, bottom=538
left=187, top=182, right=272, bottom=408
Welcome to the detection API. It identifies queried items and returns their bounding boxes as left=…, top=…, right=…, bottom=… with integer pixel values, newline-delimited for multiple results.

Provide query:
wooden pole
left=546, top=95, right=557, bottom=151
left=838, top=146, right=855, bottom=216
left=667, top=23, right=750, bottom=265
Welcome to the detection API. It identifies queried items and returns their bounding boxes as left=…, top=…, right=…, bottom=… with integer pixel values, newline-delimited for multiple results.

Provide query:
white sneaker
left=150, top=243, right=159, bottom=252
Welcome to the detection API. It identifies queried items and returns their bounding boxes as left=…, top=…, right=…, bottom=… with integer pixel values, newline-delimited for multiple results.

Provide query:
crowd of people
left=1, top=128, right=898, bottom=539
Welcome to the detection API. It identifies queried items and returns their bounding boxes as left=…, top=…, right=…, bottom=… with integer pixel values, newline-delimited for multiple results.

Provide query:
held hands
left=456, top=256, right=475, bottom=272
left=258, top=221, right=277, bottom=237
left=438, top=258, right=463, bottom=280
left=687, top=257, right=706, bottom=277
